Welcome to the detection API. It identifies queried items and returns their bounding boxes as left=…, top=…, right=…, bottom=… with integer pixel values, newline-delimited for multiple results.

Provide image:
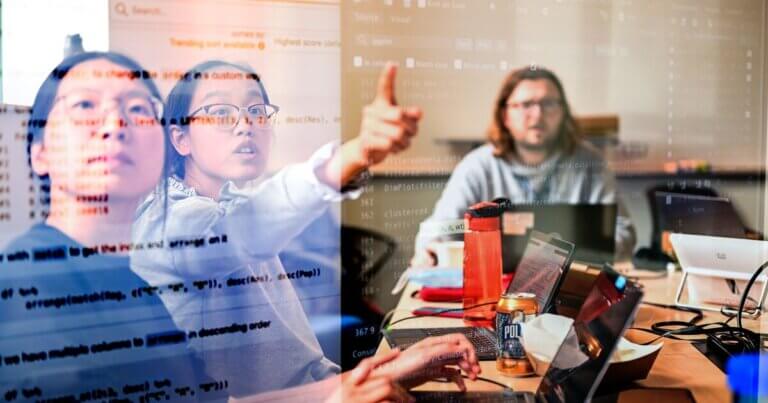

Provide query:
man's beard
left=517, top=133, right=559, bottom=153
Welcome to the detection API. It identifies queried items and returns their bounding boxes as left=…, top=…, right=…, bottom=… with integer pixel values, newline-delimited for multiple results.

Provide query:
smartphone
left=412, top=306, right=464, bottom=318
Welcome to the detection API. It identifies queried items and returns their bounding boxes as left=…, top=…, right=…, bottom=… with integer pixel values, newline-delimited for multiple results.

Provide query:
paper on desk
left=612, top=338, right=663, bottom=363
left=391, top=266, right=462, bottom=294
left=521, top=313, right=575, bottom=373
left=522, top=314, right=663, bottom=375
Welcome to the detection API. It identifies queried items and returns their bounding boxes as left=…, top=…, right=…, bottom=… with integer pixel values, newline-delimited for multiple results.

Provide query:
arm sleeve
left=414, top=154, right=485, bottom=254
left=165, top=142, right=353, bottom=278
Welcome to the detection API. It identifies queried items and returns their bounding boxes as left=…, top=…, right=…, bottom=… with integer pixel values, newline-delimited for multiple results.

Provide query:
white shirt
left=131, top=143, right=351, bottom=397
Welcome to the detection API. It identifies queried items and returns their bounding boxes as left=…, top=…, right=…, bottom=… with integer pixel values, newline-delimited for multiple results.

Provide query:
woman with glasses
left=131, top=60, right=480, bottom=400
left=0, top=52, right=223, bottom=400
left=411, top=66, right=636, bottom=266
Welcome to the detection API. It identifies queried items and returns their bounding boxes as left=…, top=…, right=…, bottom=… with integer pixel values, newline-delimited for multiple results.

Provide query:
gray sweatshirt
left=415, top=143, right=636, bottom=259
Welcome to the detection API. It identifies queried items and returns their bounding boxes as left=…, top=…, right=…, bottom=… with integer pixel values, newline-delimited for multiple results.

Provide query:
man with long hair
left=412, top=66, right=635, bottom=265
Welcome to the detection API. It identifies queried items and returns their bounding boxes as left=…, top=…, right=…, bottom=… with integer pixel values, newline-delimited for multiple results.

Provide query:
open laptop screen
left=505, top=231, right=574, bottom=313
left=501, top=204, right=616, bottom=271
left=537, top=284, right=643, bottom=402
left=655, top=192, right=746, bottom=239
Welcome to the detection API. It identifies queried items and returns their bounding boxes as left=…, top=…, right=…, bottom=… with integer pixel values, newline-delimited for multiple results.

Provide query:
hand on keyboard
left=374, top=333, right=482, bottom=391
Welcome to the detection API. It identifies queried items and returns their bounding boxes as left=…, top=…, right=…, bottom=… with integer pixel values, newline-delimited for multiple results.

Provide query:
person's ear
left=30, top=142, right=50, bottom=177
left=169, top=125, right=191, bottom=157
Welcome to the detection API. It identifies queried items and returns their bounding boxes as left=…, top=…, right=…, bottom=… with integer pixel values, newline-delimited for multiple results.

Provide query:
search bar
left=110, top=0, right=337, bottom=31
left=112, top=1, right=164, bottom=18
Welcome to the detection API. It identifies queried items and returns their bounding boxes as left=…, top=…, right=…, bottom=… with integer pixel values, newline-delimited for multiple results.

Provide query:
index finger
left=375, top=62, right=398, bottom=106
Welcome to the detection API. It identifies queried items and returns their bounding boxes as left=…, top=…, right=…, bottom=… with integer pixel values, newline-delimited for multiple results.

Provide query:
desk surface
left=376, top=265, right=767, bottom=402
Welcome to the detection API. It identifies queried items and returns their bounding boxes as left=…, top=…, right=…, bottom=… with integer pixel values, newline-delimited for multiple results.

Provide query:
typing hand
left=326, top=348, right=414, bottom=403
left=374, top=334, right=481, bottom=391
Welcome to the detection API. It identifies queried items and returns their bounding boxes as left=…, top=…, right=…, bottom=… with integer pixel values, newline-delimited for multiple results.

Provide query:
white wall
left=2, top=0, right=109, bottom=106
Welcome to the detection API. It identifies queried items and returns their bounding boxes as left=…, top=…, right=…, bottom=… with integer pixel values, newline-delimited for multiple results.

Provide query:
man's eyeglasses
left=53, top=92, right=164, bottom=129
left=506, top=98, right=563, bottom=114
left=189, top=103, right=280, bottom=131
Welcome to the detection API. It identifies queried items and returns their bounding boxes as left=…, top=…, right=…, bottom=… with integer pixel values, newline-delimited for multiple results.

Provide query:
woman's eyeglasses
left=53, top=92, right=164, bottom=129
left=189, top=103, right=280, bottom=131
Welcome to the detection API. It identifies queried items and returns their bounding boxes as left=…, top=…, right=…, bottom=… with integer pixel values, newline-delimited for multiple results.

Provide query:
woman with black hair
left=0, top=52, right=218, bottom=400
left=131, top=60, right=481, bottom=400
left=0, top=52, right=426, bottom=403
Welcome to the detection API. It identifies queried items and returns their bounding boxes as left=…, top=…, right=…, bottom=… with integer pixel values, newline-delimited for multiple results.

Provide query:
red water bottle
left=463, top=200, right=504, bottom=326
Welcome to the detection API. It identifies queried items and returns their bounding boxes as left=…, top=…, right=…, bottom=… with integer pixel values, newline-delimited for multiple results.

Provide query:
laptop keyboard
left=384, top=327, right=499, bottom=360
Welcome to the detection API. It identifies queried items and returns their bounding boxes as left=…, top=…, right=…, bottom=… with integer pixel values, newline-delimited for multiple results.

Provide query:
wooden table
left=376, top=265, right=767, bottom=402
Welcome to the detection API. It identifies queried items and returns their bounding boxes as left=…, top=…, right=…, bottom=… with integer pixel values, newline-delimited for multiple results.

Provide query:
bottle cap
left=465, top=201, right=501, bottom=231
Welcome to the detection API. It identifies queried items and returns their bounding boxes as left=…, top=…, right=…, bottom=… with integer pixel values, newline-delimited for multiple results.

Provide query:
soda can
left=495, top=292, right=538, bottom=377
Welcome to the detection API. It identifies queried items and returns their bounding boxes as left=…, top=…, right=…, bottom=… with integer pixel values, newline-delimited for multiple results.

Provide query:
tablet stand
left=674, top=271, right=767, bottom=318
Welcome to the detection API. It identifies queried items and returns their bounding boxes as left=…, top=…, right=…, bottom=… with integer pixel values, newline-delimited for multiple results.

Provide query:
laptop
left=670, top=233, right=768, bottom=313
left=384, top=231, right=575, bottom=360
left=501, top=204, right=616, bottom=271
left=504, top=230, right=575, bottom=314
left=411, top=283, right=644, bottom=402
left=656, top=192, right=747, bottom=239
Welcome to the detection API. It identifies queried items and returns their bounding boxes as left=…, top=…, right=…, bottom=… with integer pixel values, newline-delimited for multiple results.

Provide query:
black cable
left=641, top=301, right=704, bottom=324
left=432, top=375, right=512, bottom=391
left=737, top=259, right=768, bottom=331
left=630, top=327, right=687, bottom=343
left=634, top=301, right=706, bottom=344
left=633, top=320, right=756, bottom=346
left=464, top=375, right=511, bottom=390
left=633, top=301, right=762, bottom=349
